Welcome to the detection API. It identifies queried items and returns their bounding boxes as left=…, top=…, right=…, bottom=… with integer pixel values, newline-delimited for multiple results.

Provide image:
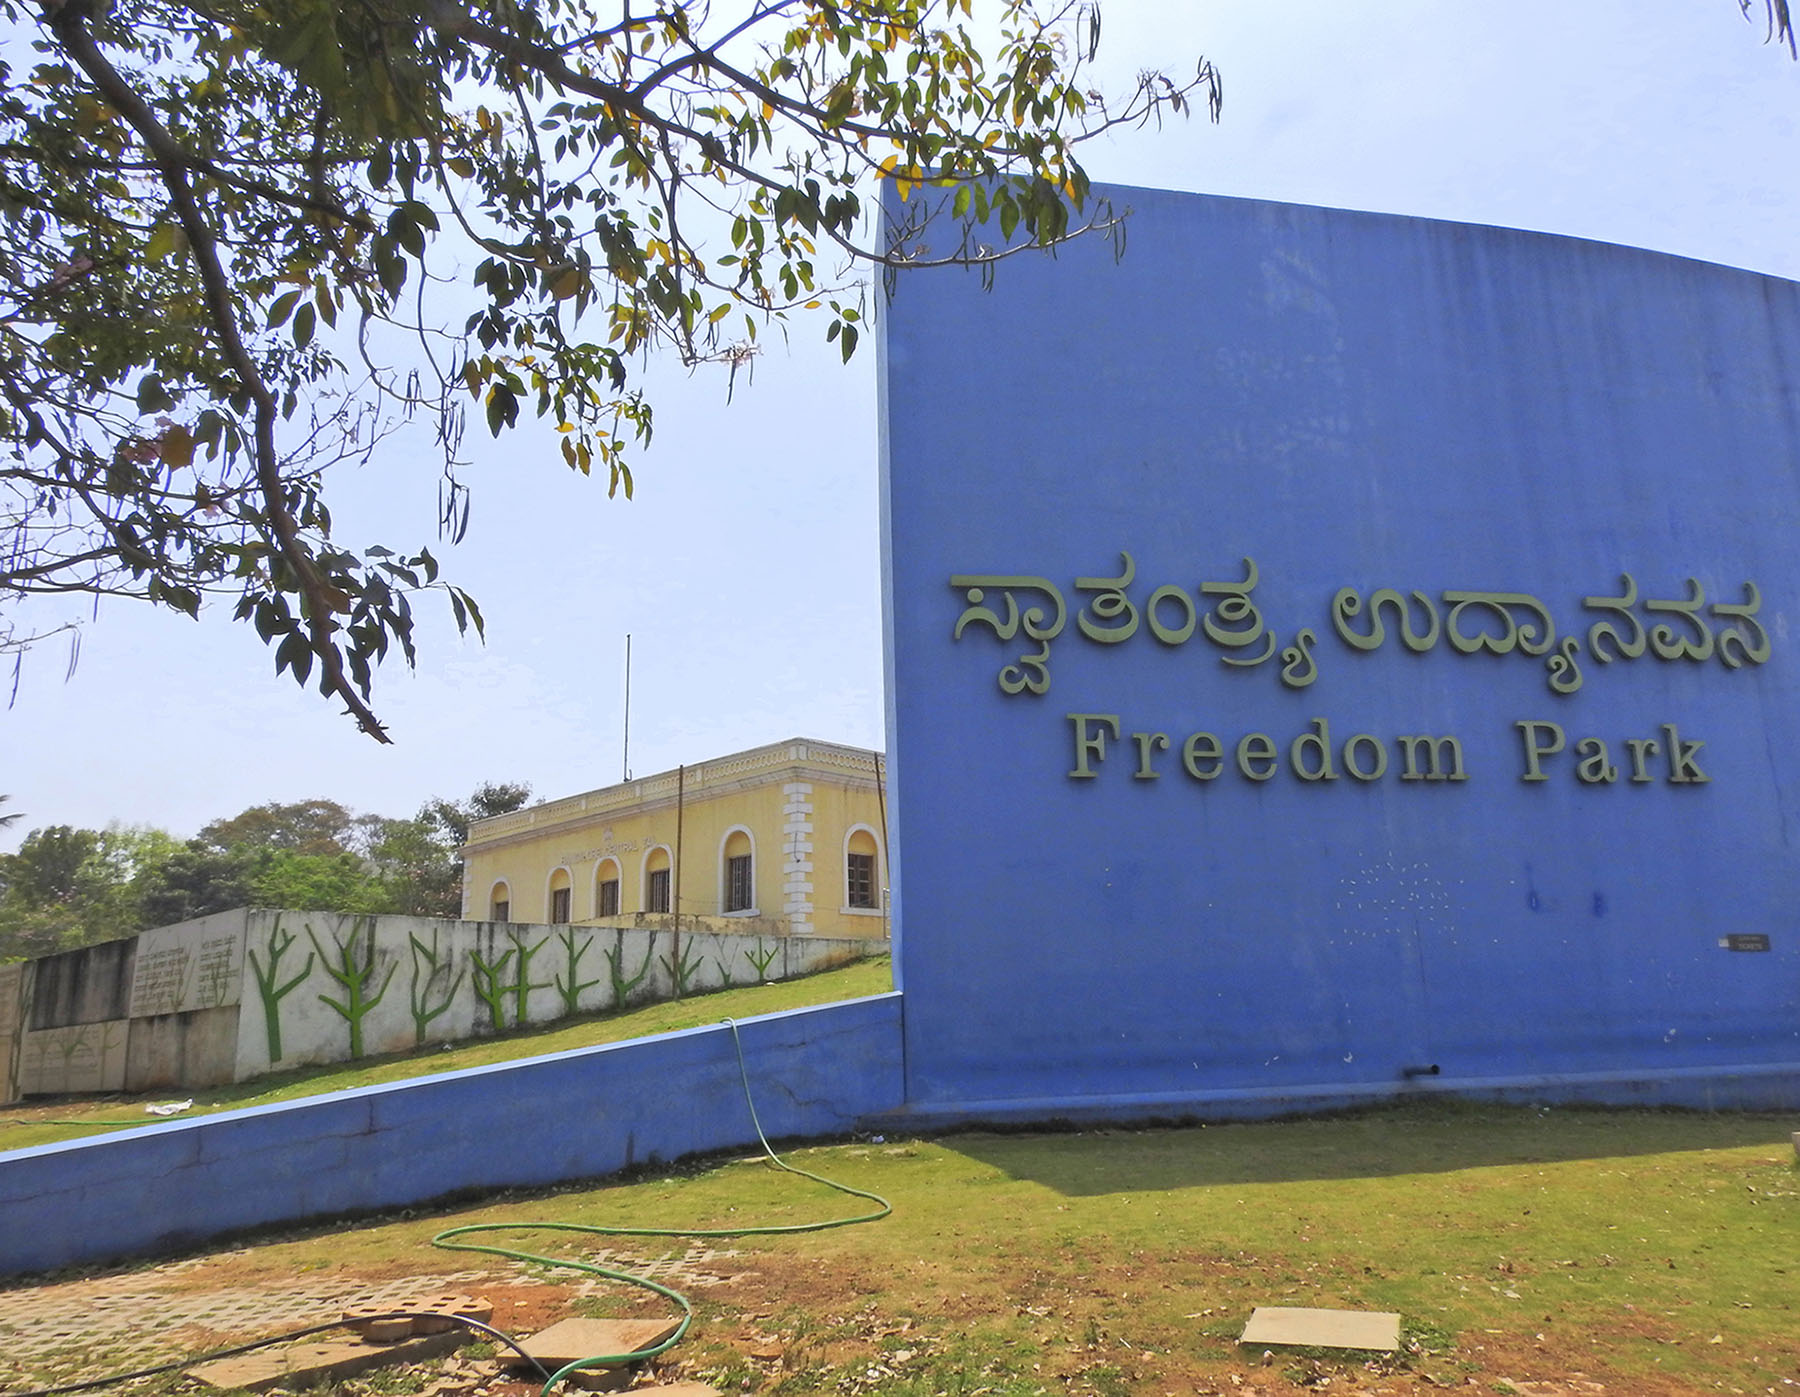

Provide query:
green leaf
left=452, top=589, right=484, bottom=638
left=389, top=205, right=428, bottom=257
left=375, top=238, right=408, bottom=297
left=136, top=374, right=172, bottom=414
left=293, top=302, right=316, bottom=349
left=145, top=223, right=182, bottom=261
left=161, top=584, right=200, bottom=617
left=399, top=200, right=439, bottom=232
left=485, top=385, right=517, bottom=436
left=267, top=289, right=303, bottom=328
left=275, top=630, right=313, bottom=684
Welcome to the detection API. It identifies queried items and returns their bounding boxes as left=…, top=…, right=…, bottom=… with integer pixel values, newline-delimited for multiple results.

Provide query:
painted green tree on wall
left=506, top=930, right=551, bottom=1026
left=605, top=937, right=657, bottom=1010
left=553, top=928, right=600, bottom=1018
left=308, top=918, right=396, bottom=1059
left=747, top=939, right=780, bottom=985
left=663, top=940, right=703, bottom=998
left=470, top=929, right=550, bottom=1032
left=468, top=942, right=514, bottom=1033
left=246, top=913, right=314, bottom=1063
left=407, top=927, right=465, bottom=1046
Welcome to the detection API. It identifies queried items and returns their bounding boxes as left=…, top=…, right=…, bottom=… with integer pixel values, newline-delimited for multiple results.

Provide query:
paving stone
left=474, top=1361, right=636, bottom=1394
left=1238, top=1306, right=1401, bottom=1352
left=502, top=1316, right=682, bottom=1369
left=0, top=1250, right=727, bottom=1392
left=0, top=1245, right=729, bottom=1360
left=432, top=1293, right=495, bottom=1326
left=0, top=1270, right=498, bottom=1356
left=188, top=1331, right=463, bottom=1390
left=341, top=1292, right=494, bottom=1340
left=362, top=1317, right=416, bottom=1342
left=631, top=1385, right=722, bottom=1396
left=566, top=1365, right=636, bottom=1391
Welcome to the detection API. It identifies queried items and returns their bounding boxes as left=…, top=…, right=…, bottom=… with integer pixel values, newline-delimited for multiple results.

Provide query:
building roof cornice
left=462, top=737, right=883, bottom=854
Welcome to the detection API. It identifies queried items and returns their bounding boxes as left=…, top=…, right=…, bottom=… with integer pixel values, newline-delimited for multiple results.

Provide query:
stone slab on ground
left=1239, top=1306, right=1401, bottom=1352
left=340, top=1292, right=493, bottom=1340
left=501, top=1316, right=683, bottom=1368
left=562, top=1365, right=634, bottom=1391
left=189, top=1332, right=463, bottom=1390
left=632, top=1385, right=721, bottom=1396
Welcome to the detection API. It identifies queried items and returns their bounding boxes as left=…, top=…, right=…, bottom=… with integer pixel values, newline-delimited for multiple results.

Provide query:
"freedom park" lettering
left=1064, top=714, right=1708, bottom=787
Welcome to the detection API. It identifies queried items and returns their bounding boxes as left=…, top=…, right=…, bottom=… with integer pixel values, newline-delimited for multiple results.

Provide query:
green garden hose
left=430, top=1018, right=891, bottom=1395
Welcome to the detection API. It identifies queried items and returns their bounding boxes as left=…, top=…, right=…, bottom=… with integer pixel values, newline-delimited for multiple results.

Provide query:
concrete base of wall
left=0, top=993, right=903, bottom=1278
left=865, top=1060, right=1800, bottom=1133
left=126, top=1007, right=240, bottom=1092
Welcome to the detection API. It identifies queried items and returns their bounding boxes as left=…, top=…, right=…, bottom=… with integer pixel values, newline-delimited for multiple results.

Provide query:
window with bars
left=647, top=867, right=671, bottom=913
left=597, top=878, right=620, bottom=916
left=726, top=853, right=753, bottom=912
left=550, top=886, right=571, bottom=923
left=847, top=852, right=877, bottom=909
left=492, top=898, right=510, bottom=923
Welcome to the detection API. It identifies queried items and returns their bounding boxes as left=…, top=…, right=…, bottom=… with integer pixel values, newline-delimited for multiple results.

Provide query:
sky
left=5, top=2, right=1800, bottom=849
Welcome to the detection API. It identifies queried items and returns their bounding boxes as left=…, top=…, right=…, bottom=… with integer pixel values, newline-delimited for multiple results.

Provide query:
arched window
left=490, top=881, right=511, bottom=923
left=643, top=846, right=672, bottom=914
left=548, top=867, right=572, bottom=923
left=721, top=828, right=755, bottom=914
left=594, top=858, right=622, bottom=918
left=845, top=827, right=881, bottom=911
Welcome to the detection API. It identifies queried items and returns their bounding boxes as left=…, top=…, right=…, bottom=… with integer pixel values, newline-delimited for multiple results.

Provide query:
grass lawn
left=316, top=1105, right=1800, bottom=1394
left=0, top=956, right=892, bottom=1151
left=6, top=1100, right=1794, bottom=1396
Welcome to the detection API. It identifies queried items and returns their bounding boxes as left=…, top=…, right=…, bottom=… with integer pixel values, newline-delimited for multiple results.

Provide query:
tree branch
left=42, top=0, right=391, bottom=741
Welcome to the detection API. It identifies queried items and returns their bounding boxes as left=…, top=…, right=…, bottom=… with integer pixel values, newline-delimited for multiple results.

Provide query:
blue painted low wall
left=0, top=994, right=902, bottom=1277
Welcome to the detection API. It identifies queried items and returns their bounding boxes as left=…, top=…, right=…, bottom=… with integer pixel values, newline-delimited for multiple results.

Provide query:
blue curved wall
left=879, top=187, right=1800, bottom=1118
left=0, top=996, right=902, bottom=1275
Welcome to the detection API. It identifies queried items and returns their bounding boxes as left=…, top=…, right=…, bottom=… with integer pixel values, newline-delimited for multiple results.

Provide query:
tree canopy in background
left=0, top=0, right=1216, bottom=738
left=195, top=799, right=361, bottom=857
left=0, top=780, right=531, bottom=960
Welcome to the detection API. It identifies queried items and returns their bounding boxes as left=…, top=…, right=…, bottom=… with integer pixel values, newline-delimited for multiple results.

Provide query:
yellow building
left=460, top=738, right=890, bottom=939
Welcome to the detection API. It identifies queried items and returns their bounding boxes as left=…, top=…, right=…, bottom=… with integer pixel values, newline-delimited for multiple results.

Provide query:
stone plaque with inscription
left=130, top=918, right=245, bottom=1017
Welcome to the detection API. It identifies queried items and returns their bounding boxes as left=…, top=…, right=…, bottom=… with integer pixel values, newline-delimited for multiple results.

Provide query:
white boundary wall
left=1, top=910, right=881, bottom=1099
